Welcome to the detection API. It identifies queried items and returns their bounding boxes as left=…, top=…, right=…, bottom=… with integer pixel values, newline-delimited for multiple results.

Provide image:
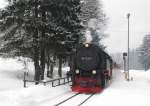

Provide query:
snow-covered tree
left=80, top=0, right=106, bottom=27
left=80, top=0, right=107, bottom=48
left=138, top=34, right=150, bottom=70
left=0, top=0, right=82, bottom=81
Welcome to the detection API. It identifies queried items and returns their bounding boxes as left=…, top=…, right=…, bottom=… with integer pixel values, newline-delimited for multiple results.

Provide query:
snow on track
left=58, top=93, right=95, bottom=106
left=40, top=92, right=78, bottom=106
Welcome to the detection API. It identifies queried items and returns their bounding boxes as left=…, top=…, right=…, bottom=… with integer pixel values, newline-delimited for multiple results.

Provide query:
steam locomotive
left=69, top=43, right=113, bottom=93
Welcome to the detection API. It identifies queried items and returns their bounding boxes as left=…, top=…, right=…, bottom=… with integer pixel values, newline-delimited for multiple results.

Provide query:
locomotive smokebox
left=76, top=44, right=103, bottom=71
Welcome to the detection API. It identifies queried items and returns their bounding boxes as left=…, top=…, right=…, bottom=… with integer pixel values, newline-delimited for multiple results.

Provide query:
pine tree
left=44, top=0, right=83, bottom=77
left=138, top=34, right=150, bottom=70
left=0, top=0, right=33, bottom=58
left=0, top=0, right=83, bottom=80
left=0, top=0, right=43, bottom=83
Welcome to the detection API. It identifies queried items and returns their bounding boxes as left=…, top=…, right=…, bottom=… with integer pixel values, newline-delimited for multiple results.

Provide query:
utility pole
left=127, top=13, right=130, bottom=81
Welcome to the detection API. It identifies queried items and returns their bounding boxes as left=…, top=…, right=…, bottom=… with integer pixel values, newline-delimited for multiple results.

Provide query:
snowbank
left=0, top=85, right=71, bottom=106
left=0, top=58, right=150, bottom=106
left=0, top=58, right=24, bottom=91
left=84, top=70, right=150, bottom=106
left=0, top=58, right=23, bottom=71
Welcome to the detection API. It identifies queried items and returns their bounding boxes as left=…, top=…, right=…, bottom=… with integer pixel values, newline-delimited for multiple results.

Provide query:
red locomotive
left=69, top=43, right=113, bottom=93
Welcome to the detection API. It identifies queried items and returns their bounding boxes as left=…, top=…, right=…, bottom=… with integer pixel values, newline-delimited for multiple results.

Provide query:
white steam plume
left=84, top=18, right=97, bottom=44
left=88, top=18, right=97, bottom=30
left=84, top=30, right=93, bottom=44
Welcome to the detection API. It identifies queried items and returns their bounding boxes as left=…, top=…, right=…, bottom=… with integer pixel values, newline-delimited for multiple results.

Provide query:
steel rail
left=78, top=94, right=95, bottom=106
left=54, top=93, right=80, bottom=106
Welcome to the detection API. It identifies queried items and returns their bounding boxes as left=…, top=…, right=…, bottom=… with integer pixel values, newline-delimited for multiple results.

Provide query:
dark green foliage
left=0, top=0, right=106, bottom=79
left=0, top=0, right=82, bottom=57
left=0, top=0, right=83, bottom=80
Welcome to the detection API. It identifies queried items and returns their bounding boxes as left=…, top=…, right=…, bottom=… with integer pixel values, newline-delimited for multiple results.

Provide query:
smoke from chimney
left=84, top=30, right=93, bottom=44
left=84, top=18, right=97, bottom=44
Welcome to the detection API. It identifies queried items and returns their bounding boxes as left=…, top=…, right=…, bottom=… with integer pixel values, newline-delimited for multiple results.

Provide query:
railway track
left=54, top=93, right=95, bottom=106
left=78, top=94, right=95, bottom=106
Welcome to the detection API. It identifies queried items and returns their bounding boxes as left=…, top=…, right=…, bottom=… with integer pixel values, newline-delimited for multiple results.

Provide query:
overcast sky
left=101, top=0, right=150, bottom=53
left=0, top=0, right=150, bottom=53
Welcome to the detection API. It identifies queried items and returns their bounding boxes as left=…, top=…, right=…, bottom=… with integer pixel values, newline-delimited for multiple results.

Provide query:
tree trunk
left=40, top=11, right=46, bottom=80
left=33, top=1, right=40, bottom=84
left=58, top=56, right=62, bottom=77
left=33, top=29, right=40, bottom=84
left=70, top=55, right=75, bottom=85
left=34, top=59, right=41, bottom=84
left=47, top=55, right=50, bottom=77
left=50, top=63, right=54, bottom=78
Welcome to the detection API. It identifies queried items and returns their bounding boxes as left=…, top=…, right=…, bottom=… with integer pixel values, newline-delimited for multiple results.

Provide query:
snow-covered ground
left=0, top=58, right=24, bottom=91
left=0, top=58, right=150, bottom=106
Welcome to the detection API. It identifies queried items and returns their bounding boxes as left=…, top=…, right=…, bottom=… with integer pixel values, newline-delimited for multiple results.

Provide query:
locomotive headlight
left=85, top=43, right=89, bottom=47
left=75, top=69, right=79, bottom=74
left=92, top=70, right=96, bottom=74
